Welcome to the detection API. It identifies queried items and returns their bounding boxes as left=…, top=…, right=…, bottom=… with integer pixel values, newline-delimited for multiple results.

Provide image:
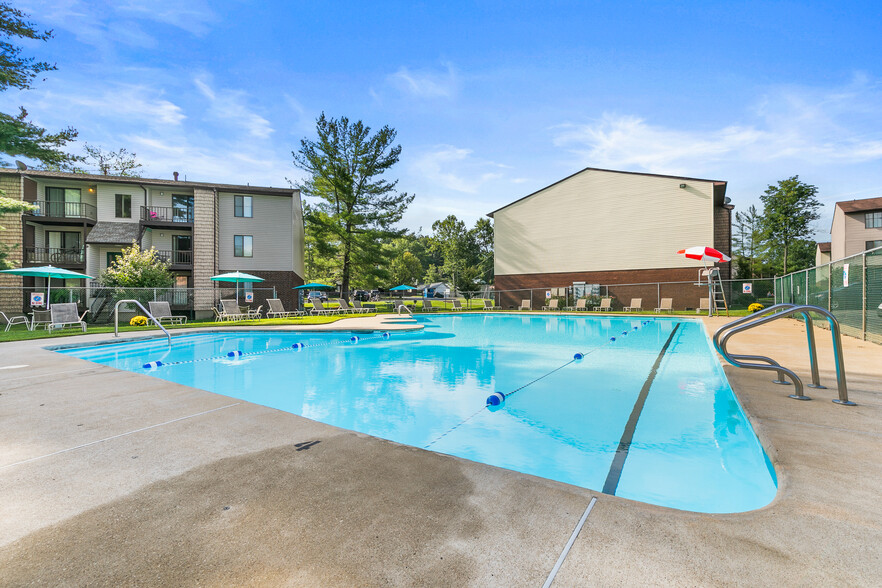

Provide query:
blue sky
left=7, top=0, right=882, bottom=237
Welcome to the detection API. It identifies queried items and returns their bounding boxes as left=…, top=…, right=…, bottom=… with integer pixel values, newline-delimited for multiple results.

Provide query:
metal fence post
left=827, top=264, right=832, bottom=311
left=862, top=252, right=868, bottom=340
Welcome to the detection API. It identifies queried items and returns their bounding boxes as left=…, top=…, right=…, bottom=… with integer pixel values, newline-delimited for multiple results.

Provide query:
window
left=115, top=194, right=131, bottom=218
left=865, top=211, right=882, bottom=228
left=106, top=252, right=122, bottom=268
left=234, top=235, right=253, bottom=257
left=46, top=230, right=81, bottom=251
left=234, top=195, right=253, bottom=218
left=45, top=187, right=81, bottom=217
left=866, top=240, right=882, bottom=251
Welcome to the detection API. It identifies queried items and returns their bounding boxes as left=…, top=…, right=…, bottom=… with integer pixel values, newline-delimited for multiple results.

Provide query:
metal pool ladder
left=713, top=304, right=854, bottom=405
left=113, top=299, right=172, bottom=347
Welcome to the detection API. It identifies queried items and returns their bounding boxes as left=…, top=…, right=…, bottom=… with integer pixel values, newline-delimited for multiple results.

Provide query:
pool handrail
left=713, top=304, right=853, bottom=405
left=114, top=299, right=172, bottom=347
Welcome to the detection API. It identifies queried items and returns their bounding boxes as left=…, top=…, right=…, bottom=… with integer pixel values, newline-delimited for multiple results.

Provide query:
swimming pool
left=55, top=314, right=777, bottom=513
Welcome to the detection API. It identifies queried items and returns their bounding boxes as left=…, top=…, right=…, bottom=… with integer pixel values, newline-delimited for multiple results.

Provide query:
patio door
left=46, top=187, right=80, bottom=217
left=173, top=275, right=189, bottom=306
left=172, top=234, right=191, bottom=264
left=172, top=194, right=193, bottom=222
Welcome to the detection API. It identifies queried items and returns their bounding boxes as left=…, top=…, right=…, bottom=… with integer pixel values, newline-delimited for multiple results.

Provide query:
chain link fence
left=775, top=245, right=882, bottom=344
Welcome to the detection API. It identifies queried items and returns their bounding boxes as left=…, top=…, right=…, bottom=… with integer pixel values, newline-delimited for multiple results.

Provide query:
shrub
left=130, top=315, right=148, bottom=326
left=748, top=303, right=764, bottom=313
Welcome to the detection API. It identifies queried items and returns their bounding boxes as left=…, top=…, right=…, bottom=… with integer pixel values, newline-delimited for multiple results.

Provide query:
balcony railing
left=154, top=249, right=193, bottom=266
left=25, top=246, right=86, bottom=265
left=27, top=201, right=97, bottom=221
left=141, top=206, right=194, bottom=224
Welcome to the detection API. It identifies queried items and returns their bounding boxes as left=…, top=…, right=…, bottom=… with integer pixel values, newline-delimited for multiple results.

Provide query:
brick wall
left=714, top=204, right=733, bottom=281
left=216, top=269, right=304, bottom=311
left=0, top=174, right=23, bottom=313
left=495, top=267, right=712, bottom=311
left=192, top=187, right=217, bottom=313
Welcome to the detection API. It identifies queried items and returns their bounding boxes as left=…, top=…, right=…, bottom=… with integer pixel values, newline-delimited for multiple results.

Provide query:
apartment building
left=830, top=196, right=882, bottom=260
left=488, top=167, right=732, bottom=309
left=0, top=169, right=305, bottom=318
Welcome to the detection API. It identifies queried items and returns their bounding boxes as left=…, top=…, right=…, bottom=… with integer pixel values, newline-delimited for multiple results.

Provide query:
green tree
left=471, top=217, right=494, bottom=284
left=0, top=3, right=78, bottom=168
left=733, top=204, right=763, bottom=278
left=758, top=176, right=821, bottom=275
left=81, top=143, right=143, bottom=176
left=0, top=195, right=34, bottom=269
left=390, top=250, right=424, bottom=286
left=293, top=114, right=414, bottom=295
left=428, top=215, right=494, bottom=297
left=99, top=242, right=174, bottom=289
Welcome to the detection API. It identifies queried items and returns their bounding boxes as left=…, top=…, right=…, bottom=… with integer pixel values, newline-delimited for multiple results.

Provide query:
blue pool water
left=55, top=315, right=777, bottom=513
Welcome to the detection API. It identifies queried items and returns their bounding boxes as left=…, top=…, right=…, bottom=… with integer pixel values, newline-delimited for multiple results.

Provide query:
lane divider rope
left=144, top=331, right=393, bottom=369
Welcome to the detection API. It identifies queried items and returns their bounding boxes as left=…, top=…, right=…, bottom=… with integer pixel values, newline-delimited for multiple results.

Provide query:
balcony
left=155, top=249, right=193, bottom=269
left=141, top=206, right=193, bottom=227
left=25, top=201, right=97, bottom=224
left=24, top=247, right=86, bottom=267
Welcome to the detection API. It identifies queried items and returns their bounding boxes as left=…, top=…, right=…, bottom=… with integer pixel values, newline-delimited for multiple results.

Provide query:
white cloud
left=387, top=63, right=459, bottom=99
left=410, top=145, right=509, bottom=194
left=194, top=75, right=274, bottom=139
left=553, top=77, right=882, bottom=175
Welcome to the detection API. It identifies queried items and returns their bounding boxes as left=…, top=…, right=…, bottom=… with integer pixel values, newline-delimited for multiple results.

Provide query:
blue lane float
left=142, top=361, right=163, bottom=369
left=227, top=350, right=243, bottom=358
left=291, top=342, right=305, bottom=350
left=486, top=392, right=506, bottom=406
left=350, top=336, right=359, bottom=343
left=573, top=352, right=585, bottom=360
left=382, top=331, right=391, bottom=338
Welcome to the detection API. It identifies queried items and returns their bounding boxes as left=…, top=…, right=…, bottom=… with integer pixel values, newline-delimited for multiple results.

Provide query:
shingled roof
left=836, top=196, right=882, bottom=213
left=85, top=222, right=142, bottom=245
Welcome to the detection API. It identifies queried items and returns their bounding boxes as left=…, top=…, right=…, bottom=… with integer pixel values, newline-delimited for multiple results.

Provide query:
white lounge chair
left=1, top=311, right=31, bottom=332
left=266, top=298, right=302, bottom=318
left=697, top=298, right=711, bottom=314
left=565, top=299, right=588, bottom=311
left=654, top=298, right=673, bottom=313
left=246, top=305, right=263, bottom=320
left=451, top=299, right=466, bottom=311
left=483, top=299, right=501, bottom=310
left=421, top=299, right=439, bottom=312
left=542, top=298, right=561, bottom=311
left=310, top=299, right=339, bottom=316
left=623, top=298, right=643, bottom=312
left=219, top=299, right=247, bottom=321
left=518, top=299, right=531, bottom=311
left=148, top=301, right=187, bottom=324
left=351, top=300, right=373, bottom=314
left=592, top=297, right=612, bottom=312
left=336, top=298, right=357, bottom=314
left=47, top=303, right=88, bottom=332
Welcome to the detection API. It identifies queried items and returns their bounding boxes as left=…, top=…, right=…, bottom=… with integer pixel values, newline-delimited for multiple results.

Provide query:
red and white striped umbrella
left=677, top=246, right=731, bottom=263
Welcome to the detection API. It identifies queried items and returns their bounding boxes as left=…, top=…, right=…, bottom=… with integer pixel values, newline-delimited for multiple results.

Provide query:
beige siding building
left=0, top=169, right=305, bottom=318
left=829, top=197, right=882, bottom=261
left=489, top=167, right=732, bottom=308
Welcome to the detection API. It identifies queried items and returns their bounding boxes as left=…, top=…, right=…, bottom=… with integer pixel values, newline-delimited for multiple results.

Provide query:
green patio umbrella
left=0, top=265, right=95, bottom=309
left=210, top=271, right=264, bottom=303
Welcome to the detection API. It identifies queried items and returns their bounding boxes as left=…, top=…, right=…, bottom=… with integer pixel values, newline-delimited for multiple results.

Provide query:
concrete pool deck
left=0, top=314, right=879, bottom=586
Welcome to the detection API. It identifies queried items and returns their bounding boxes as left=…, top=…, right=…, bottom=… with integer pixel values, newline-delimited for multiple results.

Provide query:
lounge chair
left=483, top=299, right=501, bottom=310
left=518, top=299, right=531, bottom=311
left=336, top=298, right=357, bottom=314
left=47, top=303, right=88, bottom=332
left=310, top=299, right=339, bottom=316
left=266, top=298, right=302, bottom=318
left=565, top=299, right=589, bottom=311
left=351, top=300, right=373, bottom=314
left=623, top=298, right=643, bottom=312
left=219, top=299, right=247, bottom=321
left=654, top=298, right=673, bottom=313
left=542, top=298, right=560, bottom=311
left=421, top=299, right=438, bottom=312
left=697, top=298, right=711, bottom=314
left=1, top=311, right=31, bottom=332
left=148, top=301, right=187, bottom=325
left=592, top=297, right=612, bottom=312
left=246, top=305, right=263, bottom=320
left=451, top=299, right=466, bottom=311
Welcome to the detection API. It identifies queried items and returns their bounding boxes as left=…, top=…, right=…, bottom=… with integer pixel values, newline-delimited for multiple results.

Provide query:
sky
left=6, top=0, right=882, bottom=238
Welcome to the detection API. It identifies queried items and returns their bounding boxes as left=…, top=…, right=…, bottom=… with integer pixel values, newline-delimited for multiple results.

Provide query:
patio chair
left=451, top=299, right=466, bottom=311
left=47, top=303, right=88, bottom=332
left=351, top=300, right=373, bottom=314
left=483, top=299, right=501, bottom=310
left=697, top=298, right=711, bottom=314
left=336, top=298, right=356, bottom=314
left=148, top=301, right=187, bottom=325
left=592, top=297, right=612, bottom=311
left=654, top=298, right=673, bottom=313
left=623, top=298, right=643, bottom=312
left=421, top=299, right=438, bottom=312
left=518, top=299, right=531, bottom=311
left=211, top=307, right=224, bottom=322
left=542, top=298, right=561, bottom=311
left=565, top=299, right=588, bottom=311
left=246, top=305, right=263, bottom=320
left=1, top=311, right=31, bottom=332
left=310, top=299, right=338, bottom=316
left=266, top=298, right=302, bottom=318
left=219, top=299, right=247, bottom=321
